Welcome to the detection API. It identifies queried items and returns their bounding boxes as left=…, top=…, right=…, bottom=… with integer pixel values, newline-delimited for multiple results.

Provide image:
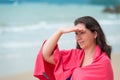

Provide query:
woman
left=34, top=16, right=114, bottom=80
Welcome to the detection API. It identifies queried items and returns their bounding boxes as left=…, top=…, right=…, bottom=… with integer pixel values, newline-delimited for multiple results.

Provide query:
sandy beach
left=111, top=54, right=120, bottom=80
left=0, top=71, right=37, bottom=80
left=0, top=54, right=120, bottom=80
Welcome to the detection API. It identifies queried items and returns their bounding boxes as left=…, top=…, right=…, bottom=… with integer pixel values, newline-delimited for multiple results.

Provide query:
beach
left=0, top=2, right=120, bottom=80
left=111, top=54, right=120, bottom=80
left=0, top=54, right=119, bottom=80
left=0, top=71, right=37, bottom=80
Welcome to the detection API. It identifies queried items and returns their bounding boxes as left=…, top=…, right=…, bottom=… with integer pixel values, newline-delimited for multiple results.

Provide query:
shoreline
left=0, top=54, right=120, bottom=80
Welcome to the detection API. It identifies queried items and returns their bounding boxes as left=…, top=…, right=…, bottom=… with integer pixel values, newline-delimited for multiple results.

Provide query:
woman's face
left=75, top=23, right=97, bottom=49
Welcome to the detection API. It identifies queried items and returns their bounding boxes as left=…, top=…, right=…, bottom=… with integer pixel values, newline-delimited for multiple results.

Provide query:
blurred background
left=0, top=0, right=120, bottom=80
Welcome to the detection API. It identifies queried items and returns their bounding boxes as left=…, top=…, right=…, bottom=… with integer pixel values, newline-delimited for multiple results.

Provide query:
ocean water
left=0, top=3, right=120, bottom=77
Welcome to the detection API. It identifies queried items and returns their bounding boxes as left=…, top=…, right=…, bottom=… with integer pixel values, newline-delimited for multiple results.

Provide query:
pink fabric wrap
left=33, top=41, right=55, bottom=80
left=34, top=41, right=113, bottom=80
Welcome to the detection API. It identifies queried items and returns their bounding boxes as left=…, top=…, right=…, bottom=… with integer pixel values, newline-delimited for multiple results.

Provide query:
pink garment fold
left=34, top=41, right=55, bottom=80
left=34, top=41, right=113, bottom=80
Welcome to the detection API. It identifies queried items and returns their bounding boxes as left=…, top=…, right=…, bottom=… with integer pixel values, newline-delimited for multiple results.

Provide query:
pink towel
left=34, top=41, right=113, bottom=80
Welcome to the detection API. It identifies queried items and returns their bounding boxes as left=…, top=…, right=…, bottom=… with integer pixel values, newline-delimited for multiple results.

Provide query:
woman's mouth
left=78, top=40, right=84, bottom=45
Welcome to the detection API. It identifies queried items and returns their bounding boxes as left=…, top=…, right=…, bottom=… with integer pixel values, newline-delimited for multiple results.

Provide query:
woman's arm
left=42, top=26, right=85, bottom=64
left=42, top=29, right=63, bottom=64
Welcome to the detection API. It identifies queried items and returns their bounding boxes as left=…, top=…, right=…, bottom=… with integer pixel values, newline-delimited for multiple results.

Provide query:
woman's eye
left=75, top=32, right=78, bottom=35
left=75, top=31, right=85, bottom=36
left=80, top=32, right=84, bottom=34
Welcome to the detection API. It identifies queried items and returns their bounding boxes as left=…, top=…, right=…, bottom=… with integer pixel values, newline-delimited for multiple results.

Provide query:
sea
left=0, top=2, right=120, bottom=77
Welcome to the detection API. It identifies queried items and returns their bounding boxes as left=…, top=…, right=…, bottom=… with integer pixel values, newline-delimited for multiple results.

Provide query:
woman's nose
left=76, top=34, right=82, bottom=39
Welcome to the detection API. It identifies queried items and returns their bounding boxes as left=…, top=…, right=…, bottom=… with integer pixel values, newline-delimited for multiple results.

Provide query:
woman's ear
left=94, top=31, right=97, bottom=39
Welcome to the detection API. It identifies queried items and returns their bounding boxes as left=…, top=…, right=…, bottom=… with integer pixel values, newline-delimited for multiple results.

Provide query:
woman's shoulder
left=94, top=52, right=111, bottom=66
left=101, top=52, right=111, bottom=62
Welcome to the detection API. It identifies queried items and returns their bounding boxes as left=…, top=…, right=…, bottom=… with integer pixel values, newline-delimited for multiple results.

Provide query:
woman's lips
left=78, top=40, right=84, bottom=45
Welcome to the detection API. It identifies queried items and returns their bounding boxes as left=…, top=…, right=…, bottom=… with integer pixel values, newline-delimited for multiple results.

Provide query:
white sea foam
left=0, top=53, right=22, bottom=59
left=99, top=19, right=120, bottom=25
left=0, top=41, right=40, bottom=48
left=0, top=19, right=120, bottom=34
left=0, top=21, right=71, bottom=33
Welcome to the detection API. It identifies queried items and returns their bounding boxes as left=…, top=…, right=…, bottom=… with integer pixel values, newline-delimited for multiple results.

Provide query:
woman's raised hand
left=58, top=26, right=85, bottom=34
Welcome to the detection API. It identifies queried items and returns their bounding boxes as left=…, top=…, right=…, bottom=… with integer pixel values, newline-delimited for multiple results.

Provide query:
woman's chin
left=79, top=45, right=86, bottom=49
left=79, top=45, right=83, bottom=49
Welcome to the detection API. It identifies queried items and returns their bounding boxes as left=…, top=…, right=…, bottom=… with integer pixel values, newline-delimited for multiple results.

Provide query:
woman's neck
left=80, top=44, right=97, bottom=67
left=84, top=44, right=96, bottom=58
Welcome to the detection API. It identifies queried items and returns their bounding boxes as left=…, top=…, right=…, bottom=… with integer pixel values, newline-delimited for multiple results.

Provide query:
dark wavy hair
left=74, top=16, right=112, bottom=59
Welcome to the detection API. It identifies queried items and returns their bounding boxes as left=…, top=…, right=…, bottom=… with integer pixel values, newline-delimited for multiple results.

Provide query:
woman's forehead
left=76, top=23, right=86, bottom=28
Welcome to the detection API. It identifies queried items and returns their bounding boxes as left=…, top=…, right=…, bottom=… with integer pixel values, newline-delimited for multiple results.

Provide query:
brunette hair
left=74, top=16, right=112, bottom=59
